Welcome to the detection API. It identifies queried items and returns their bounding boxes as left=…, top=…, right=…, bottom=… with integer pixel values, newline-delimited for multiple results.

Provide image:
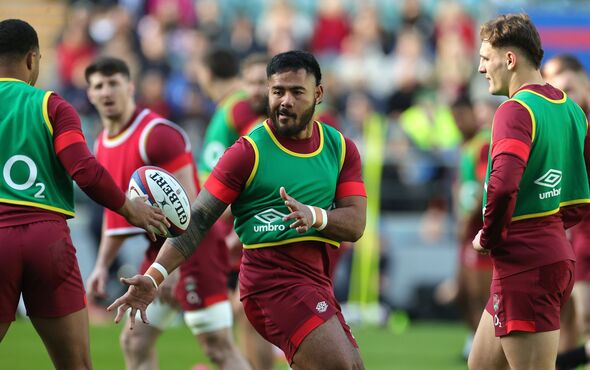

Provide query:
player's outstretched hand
left=107, top=275, right=158, bottom=329
left=119, top=196, right=170, bottom=241
left=280, top=186, right=314, bottom=233
left=472, top=229, right=490, bottom=255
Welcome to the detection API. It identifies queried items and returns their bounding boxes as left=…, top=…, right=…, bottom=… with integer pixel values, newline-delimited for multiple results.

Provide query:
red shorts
left=460, top=240, right=493, bottom=270
left=485, top=260, right=574, bottom=336
left=175, top=220, right=230, bottom=310
left=242, top=283, right=356, bottom=364
left=239, top=243, right=356, bottom=363
left=0, top=220, right=86, bottom=322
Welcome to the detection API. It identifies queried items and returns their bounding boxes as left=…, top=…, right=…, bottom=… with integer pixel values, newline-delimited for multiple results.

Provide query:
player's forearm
left=95, top=235, right=126, bottom=268
left=151, top=242, right=187, bottom=278
left=319, top=196, right=367, bottom=242
left=169, top=188, right=228, bottom=258
left=58, top=142, right=126, bottom=210
left=480, top=154, right=524, bottom=248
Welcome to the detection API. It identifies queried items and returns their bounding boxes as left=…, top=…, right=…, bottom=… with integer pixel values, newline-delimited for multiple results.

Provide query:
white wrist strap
left=316, top=208, right=328, bottom=231
left=306, top=205, right=317, bottom=227
left=151, top=262, right=169, bottom=279
left=145, top=274, right=158, bottom=289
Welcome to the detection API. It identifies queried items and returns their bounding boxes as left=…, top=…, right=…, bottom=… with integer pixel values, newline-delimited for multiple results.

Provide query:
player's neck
left=508, top=69, right=545, bottom=97
left=210, top=79, right=241, bottom=103
left=0, top=63, right=29, bottom=84
left=103, top=102, right=137, bottom=136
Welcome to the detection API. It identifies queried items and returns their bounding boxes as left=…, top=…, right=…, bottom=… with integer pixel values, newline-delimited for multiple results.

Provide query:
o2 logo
left=3, top=155, right=46, bottom=198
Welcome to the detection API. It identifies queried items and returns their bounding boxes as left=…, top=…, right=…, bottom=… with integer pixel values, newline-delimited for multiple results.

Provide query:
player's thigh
left=501, top=330, right=560, bottom=370
left=573, top=281, right=590, bottom=333
left=468, top=310, right=509, bottom=370
left=30, top=308, right=91, bottom=370
left=21, top=221, right=86, bottom=319
left=558, top=297, right=579, bottom=351
left=292, top=315, right=363, bottom=370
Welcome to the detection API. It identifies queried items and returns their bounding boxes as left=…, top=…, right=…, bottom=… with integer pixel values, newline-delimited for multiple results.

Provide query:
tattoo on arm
left=169, top=189, right=228, bottom=258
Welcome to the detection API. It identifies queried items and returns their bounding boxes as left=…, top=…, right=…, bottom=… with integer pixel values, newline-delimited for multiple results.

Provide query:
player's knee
left=120, top=329, right=151, bottom=360
left=467, top=351, right=484, bottom=370
left=199, top=332, right=235, bottom=365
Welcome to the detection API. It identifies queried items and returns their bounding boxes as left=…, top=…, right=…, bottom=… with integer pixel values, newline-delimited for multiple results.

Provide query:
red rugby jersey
left=481, top=84, right=590, bottom=278
left=95, top=108, right=198, bottom=236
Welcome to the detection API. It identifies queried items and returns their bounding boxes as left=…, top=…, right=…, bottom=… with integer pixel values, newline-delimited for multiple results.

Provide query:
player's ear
left=25, top=50, right=34, bottom=71
left=506, top=50, right=517, bottom=71
left=315, top=84, right=323, bottom=105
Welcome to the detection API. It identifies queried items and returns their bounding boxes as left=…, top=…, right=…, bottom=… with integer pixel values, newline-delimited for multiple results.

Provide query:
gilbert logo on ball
left=128, top=166, right=191, bottom=237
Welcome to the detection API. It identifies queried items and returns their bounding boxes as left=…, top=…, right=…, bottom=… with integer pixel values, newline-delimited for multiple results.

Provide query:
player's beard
left=269, top=101, right=316, bottom=138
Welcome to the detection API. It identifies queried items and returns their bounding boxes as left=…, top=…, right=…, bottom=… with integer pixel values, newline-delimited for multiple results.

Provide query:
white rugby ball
left=128, top=166, right=191, bottom=237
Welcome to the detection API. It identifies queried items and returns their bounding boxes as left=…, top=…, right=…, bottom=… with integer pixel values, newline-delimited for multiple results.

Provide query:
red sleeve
left=231, top=100, right=260, bottom=136
left=47, top=94, right=86, bottom=153
left=145, top=124, right=192, bottom=173
left=480, top=154, right=526, bottom=248
left=336, top=137, right=366, bottom=199
left=58, top=143, right=126, bottom=211
left=490, top=101, right=532, bottom=162
left=205, top=137, right=254, bottom=203
left=48, top=94, right=125, bottom=211
left=480, top=102, right=533, bottom=249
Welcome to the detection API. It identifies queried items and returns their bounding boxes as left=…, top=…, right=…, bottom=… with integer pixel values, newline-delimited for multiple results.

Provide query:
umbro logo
left=254, top=208, right=286, bottom=224
left=253, top=209, right=287, bottom=232
left=534, top=169, right=562, bottom=188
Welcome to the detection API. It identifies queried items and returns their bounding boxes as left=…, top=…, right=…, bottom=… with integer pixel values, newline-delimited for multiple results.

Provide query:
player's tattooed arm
left=169, top=188, right=229, bottom=258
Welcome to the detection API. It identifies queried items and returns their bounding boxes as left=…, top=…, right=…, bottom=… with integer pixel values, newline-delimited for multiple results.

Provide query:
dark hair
left=203, top=47, right=240, bottom=79
left=546, top=54, right=586, bottom=75
left=0, top=19, right=39, bottom=60
left=85, top=56, right=131, bottom=83
left=267, top=50, right=322, bottom=86
left=451, top=93, right=473, bottom=109
left=241, top=53, right=271, bottom=71
left=480, top=13, right=544, bottom=69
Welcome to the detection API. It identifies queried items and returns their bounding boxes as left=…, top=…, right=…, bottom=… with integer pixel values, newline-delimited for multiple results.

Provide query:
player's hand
left=86, top=266, right=108, bottom=301
left=472, top=229, right=490, bottom=255
left=280, top=187, right=314, bottom=233
left=119, top=196, right=169, bottom=241
left=107, top=275, right=158, bottom=329
left=157, top=269, right=180, bottom=309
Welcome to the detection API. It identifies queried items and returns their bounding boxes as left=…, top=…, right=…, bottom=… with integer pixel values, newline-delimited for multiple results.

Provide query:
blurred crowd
left=50, top=0, right=503, bottom=216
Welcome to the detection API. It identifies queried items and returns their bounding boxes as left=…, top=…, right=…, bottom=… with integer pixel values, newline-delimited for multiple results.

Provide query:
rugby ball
left=128, top=166, right=191, bottom=237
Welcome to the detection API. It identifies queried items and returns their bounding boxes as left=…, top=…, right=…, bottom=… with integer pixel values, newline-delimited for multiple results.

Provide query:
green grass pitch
left=0, top=318, right=474, bottom=369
